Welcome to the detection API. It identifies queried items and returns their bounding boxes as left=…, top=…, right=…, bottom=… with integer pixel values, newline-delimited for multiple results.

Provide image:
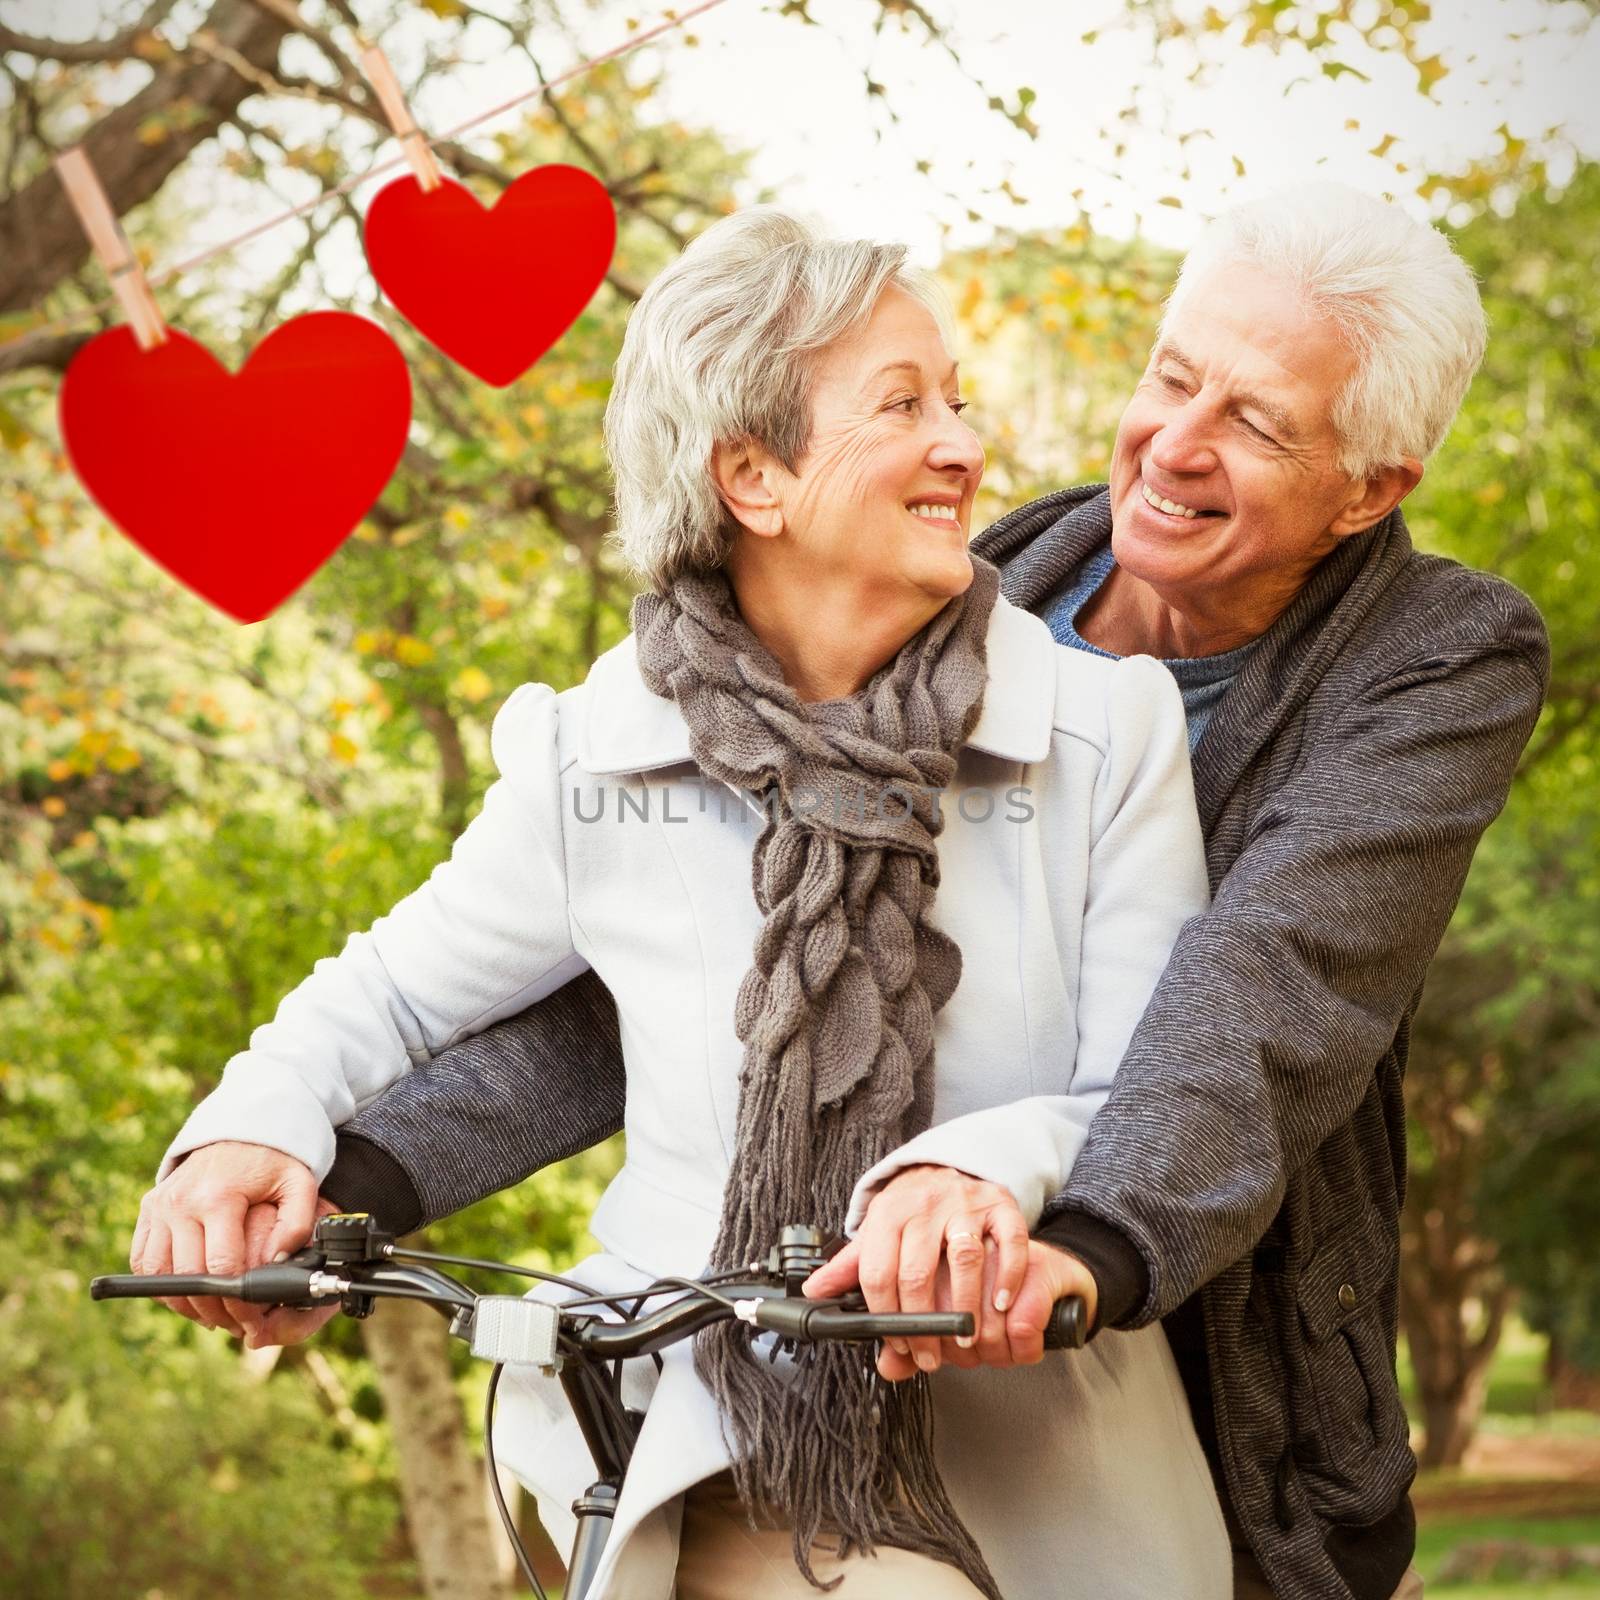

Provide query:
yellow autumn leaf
left=41, top=796, right=66, bottom=818
left=105, top=746, right=142, bottom=773
left=444, top=505, right=472, bottom=531
left=73, top=831, right=98, bottom=850
left=454, top=666, right=494, bottom=704
left=393, top=635, right=435, bottom=667
left=481, top=595, right=511, bottom=621
left=329, top=733, right=360, bottom=764
left=331, top=698, right=356, bottom=719
left=46, top=759, right=72, bottom=782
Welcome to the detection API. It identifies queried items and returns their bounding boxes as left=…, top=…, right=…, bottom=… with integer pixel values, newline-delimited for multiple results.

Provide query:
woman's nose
left=927, top=407, right=985, bottom=479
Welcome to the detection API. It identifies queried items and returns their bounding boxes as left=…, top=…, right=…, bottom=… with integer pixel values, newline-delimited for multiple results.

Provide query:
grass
left=1404, top=1320, right=1600, bottom=1595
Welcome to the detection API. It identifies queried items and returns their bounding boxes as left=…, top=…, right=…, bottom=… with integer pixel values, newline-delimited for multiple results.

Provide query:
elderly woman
left=139, top=209, right=1230, bottom=1597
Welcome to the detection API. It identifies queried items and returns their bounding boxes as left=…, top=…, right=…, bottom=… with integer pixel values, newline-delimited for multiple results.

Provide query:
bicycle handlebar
left=91, top=1215, right=1089, bottom=1352
left=91, top=1263, right=1087, bottom=1350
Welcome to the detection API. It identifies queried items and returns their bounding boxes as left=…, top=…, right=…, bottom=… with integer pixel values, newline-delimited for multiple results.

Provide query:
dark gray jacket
left=327, top=487, right=1548, bottom=1600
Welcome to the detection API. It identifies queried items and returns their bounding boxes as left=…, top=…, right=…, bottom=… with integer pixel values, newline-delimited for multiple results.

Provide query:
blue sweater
left=1041, top=541, right=1254, bottom=752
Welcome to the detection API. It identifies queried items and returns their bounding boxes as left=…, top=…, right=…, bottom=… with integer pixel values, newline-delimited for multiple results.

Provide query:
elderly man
left=134, top=184, right=1547, bottom=1600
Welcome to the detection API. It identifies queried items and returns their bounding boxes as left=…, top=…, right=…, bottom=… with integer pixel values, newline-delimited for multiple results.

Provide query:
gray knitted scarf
left=631, top=557, right=1002, bottom=1598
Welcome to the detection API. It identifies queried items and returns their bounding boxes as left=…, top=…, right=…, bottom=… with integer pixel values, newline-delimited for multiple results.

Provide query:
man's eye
left=1158, top=372, right=1188, bottom=392
left=1240, top=417, right=1276, bottom=444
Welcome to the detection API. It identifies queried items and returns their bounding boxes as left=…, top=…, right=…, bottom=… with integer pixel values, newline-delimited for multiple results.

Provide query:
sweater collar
left=580, top=591, right=1059, bottom=776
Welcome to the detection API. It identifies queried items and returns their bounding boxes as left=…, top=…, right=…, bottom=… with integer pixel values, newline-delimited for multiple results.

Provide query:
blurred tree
left=1397, top=158, right=1600, bottom=1466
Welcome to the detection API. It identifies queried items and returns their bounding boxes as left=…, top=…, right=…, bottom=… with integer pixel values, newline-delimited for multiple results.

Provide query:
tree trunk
left=361, top=1296, right=510, bottom=1600
left=1547, top=1339, right=1600, bottom=1411
left=1399, top=1190, right=1511, bottom=1467
left=0, top=0, right=290, bottom=314
left=1398, top=1032, right=1513, bottom=1468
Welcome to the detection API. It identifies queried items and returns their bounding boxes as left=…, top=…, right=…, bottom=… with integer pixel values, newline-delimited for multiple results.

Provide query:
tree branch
left=0, top=0, right=291, bottom=314
left=0, top=327, right=93, bottom=377
left=0, top=0, right=180, bottom=66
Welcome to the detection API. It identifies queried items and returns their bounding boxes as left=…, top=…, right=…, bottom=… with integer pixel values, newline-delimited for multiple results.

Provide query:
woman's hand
left=802, top=1163, right=1031, bottom=1375
left=130, top=1139, right=321, bottom=1341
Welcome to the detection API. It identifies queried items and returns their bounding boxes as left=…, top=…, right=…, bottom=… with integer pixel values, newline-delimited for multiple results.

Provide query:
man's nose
left=1148, top=408, right=1220, bottom=476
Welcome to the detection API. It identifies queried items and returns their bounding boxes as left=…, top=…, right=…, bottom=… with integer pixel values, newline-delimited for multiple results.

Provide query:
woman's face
left=763, top=288, right=984, bottom=603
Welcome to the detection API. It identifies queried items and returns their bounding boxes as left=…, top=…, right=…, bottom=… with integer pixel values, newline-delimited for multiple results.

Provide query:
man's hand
left=803, top=1163, right=1031, bottom=1375
left=239, top=1192, right=344, bottom=1349
left=130, top=1140, right=320, bottom=1342
left=817, top=1235, right=1099, bottom=1383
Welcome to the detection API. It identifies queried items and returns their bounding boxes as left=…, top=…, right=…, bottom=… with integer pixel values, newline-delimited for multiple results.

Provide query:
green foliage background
left=0, top=2, right=1596, bottom=1588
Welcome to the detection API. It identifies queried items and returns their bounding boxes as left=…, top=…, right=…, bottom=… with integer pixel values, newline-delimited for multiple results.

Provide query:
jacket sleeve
left=1038, top=600, right=1549, bottom=1327
left=323, top=970, right=628, bottom=1232
left=157, top=683, right=586, bottom=1186
left=844, top=654, right=1211, bottom=1231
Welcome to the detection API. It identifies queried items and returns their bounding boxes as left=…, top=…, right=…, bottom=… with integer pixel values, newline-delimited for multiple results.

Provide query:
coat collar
left=579, top=592, right=1058, bottom=776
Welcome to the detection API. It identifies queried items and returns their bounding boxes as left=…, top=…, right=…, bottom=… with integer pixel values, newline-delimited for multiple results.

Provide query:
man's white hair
left=604, top=208, right=948, bottom=592
left=1164, top=182, right=1487, bottom=477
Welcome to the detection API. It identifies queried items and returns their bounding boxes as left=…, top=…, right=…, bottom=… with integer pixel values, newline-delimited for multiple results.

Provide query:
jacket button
left=1338, top=1283, right=1358, bottom=1312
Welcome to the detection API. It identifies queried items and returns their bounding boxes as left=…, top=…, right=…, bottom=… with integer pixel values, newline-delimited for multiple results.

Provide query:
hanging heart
left=59, top=313, right=411, bottom=624
left=363, top=163, right=617, bottom=387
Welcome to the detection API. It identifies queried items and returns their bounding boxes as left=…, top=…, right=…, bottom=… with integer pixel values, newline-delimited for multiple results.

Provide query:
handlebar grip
left=751, top=1301, right=974, bottom=1342
left=91, top=1265, right=325, bottom=1304
left=92, top=1273, right=231, bottom=1300
left=1040, top=1295, right=1088, bottom=1350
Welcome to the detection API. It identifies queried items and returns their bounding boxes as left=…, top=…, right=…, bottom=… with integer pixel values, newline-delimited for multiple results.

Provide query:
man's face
left=1108, top=265, right=1372, bottom=608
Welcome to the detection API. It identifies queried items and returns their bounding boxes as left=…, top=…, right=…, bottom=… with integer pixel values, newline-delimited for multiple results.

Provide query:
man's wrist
left=323, top=1134, right=424, bottom=1235
left=1034, top=1210, right=1148, bottom=1335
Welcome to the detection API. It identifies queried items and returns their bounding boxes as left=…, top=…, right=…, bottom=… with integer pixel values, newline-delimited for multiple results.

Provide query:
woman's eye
left=949, top=399, right=969, bottom=415
left=890, top=396, right=919, bottom=413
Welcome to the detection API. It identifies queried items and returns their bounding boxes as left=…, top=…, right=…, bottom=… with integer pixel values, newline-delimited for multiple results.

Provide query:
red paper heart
left=60, top=313, right=411, bottom=624
left=364, top=164, right=616, bottom=387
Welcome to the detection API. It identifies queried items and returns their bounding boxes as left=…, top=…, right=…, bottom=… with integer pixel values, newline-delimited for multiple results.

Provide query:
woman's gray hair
left=604, top=208, right=948, bottom=591
left=1165, top=182, right=1487, bottom=477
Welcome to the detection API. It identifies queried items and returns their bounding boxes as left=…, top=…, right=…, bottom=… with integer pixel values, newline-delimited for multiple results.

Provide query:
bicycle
left=92, top=1213, right=1087, bottom=1600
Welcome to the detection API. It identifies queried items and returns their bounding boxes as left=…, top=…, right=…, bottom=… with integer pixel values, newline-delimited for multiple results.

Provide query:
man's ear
left=1329, top=457, right=1424, bottom=538
left=712, top=439, right=786, bottom=538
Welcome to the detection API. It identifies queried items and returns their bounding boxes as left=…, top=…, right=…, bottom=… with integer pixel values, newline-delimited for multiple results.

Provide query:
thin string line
left=5, top=0, right=731, bottom=351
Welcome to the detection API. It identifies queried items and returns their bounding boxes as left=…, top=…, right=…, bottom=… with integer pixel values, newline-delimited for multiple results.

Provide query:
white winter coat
left=163, top=595, right=1230, bottom=1598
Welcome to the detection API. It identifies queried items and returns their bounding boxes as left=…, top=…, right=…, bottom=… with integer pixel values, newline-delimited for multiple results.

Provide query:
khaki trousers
left=673, top=1471, right=988, bottom=1599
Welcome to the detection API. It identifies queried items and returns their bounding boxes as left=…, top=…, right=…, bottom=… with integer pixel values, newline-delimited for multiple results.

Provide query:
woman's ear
left=712, top=439, right=786, bottom=538
left=1328, top=457, right=1424, bottom=538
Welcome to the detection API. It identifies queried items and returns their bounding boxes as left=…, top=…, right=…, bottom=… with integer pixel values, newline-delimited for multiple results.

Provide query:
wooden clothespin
left=54, top=147, right=168, bottom=350
left=360, top=41, right=443, bottom=193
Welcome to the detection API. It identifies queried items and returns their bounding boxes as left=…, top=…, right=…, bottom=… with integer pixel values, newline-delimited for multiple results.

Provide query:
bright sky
left=611, top=0, right=1600, bottom=257
left=11, top=0, right=1599, bottom=301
